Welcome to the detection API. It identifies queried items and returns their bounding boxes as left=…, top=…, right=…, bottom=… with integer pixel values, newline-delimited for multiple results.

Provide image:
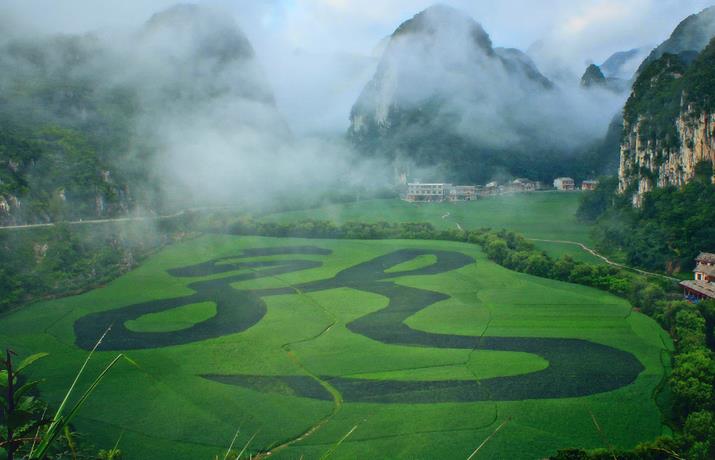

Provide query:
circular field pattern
left=74, top=246, right=643, bottom=403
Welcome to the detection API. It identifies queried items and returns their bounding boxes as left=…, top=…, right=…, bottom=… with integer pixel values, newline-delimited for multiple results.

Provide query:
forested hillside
left=0, top=35, right=139, bottom=225
left=0, top=4, right=285, bottom=226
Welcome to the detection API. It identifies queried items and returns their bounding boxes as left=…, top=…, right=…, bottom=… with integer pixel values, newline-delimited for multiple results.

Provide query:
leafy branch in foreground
left=0, top=350, right=50, bottom=460
left=1, top=329, right=136, bottom=459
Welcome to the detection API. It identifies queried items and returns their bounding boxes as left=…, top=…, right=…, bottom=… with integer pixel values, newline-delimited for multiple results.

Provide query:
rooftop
left=695, top=263, right=715, bottom=277
left=696, top=252, right=715, bottom=264
left=681, top=280, right=715, bottom=299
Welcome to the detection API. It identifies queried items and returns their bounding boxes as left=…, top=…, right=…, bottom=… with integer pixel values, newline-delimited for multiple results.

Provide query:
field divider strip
left=434, top=264, right=501, bottom=424
left=239, top=264, right=349, bottom=458
left=394, top=259, right=501, bottom=414
left=466, top=296, right=499, bottom=412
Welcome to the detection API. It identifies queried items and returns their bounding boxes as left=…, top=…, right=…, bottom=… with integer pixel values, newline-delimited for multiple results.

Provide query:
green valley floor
left=0, top=235, right=671, bottom=459
left=262, top=192, right=604, bottom=264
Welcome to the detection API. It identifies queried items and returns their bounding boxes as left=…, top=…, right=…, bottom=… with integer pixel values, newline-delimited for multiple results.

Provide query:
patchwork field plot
left=0, top=235, right=671, bottom=459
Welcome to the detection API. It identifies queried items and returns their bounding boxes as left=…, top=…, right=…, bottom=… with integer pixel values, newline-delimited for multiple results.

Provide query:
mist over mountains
left=637, top=5, right=715, bottom=74
left=0, top=3, right=379, bottom=224
left=1, top=2, right=715, bottom=224
left=600, top=48, right=649, bottom=79
left=348, top=5, right=626, bottom=183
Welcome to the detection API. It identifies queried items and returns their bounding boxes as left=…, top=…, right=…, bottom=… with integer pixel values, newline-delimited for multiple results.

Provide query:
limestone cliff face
left=676, top=107, right=715, bottom=178
left=617, top=6, right=715, bottom=205
left=619, top=105, right=715, bottom=204
left=618, top=28, right=715, bottom=206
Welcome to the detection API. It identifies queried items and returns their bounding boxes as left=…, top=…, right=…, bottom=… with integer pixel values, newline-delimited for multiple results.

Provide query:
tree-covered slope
left=637, top=6, right=715, bottom=75
left=0, top=3, right=285, bottom=225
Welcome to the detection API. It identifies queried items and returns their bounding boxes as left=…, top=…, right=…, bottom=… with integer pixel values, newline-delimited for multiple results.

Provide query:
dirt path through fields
left=526, top=238, right=679, bottom=282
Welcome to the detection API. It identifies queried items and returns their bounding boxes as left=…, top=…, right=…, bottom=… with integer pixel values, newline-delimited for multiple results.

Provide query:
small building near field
left=404, top=182, right=476, bottom=202
left=449, top=185, right=477, bottom=201
left=512, top=178, right=537, bottom=192
left=477, top=182, right=501, bottom=197
left=405, top=182, right=452, bottom=202
left=554, top=177, right=575, bottom=191
left=581, top=180, right=599, bottom=191
left=681, top=252, right=715, bottom=301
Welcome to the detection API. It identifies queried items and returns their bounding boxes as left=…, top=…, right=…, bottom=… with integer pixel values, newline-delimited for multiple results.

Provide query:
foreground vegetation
left=0, top=233, right=668, bottom=459
left=1, top=348, right=127, bottom=460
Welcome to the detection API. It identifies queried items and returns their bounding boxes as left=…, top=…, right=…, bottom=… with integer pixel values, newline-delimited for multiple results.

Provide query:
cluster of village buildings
left=553, top=177, right=599, bottom=191
left=402, top=176, right=714, bottom=304
left=402, top=177, right=599, bottom=202
left=682, top=252, right=715, bottom=301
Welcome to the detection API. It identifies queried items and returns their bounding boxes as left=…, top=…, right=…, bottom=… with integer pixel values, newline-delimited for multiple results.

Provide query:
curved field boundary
left=527, top=238, right=679, bottom=282
left=75, top=246, right=644, bottom=404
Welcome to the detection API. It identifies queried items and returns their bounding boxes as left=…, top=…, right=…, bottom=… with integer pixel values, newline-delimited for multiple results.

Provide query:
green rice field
left=0, top=235, right=672, bottom=459
left=262, top=192, right=604, bottom=264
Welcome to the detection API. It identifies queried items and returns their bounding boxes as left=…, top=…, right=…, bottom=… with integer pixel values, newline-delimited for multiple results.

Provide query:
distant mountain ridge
left=601, top=48, right=646, bottom=79
left=637, top=6, right=715, bottom=75
left=348, top=4, right=615, bottom=184
left=580, top=64, right=606, bottom=87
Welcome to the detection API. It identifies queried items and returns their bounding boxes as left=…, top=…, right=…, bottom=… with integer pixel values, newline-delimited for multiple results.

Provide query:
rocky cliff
left=619, top=42, right=715, bottom=205
left=619, top=107, right=715, bottom=204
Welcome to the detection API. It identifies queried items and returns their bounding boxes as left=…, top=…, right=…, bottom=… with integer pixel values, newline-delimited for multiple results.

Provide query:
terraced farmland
left=0, top=235, right=671, bottom=459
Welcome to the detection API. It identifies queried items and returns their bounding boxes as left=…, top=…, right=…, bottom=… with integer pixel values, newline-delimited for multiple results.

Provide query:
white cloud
left=3, top=0, right=714, bottom=134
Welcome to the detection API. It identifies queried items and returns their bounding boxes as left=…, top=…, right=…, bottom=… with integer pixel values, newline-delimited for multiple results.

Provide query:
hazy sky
left=3, top=0, right=714, bottom=133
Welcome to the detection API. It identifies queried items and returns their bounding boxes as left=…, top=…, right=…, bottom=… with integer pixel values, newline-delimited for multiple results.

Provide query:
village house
left=553, top=177, right=575, bottom=191
left=404, top=182, right=477, bottom=202
left=581, top=180, right=599, bottom=191
left=0, top=196, right=9, bottom=214
left=681, top=252, right=715, bottom=301
left=478, top=181, right=501, bottom=196
left=511, top=178, right=536, bottom=192
left=448, top=185, right=477, bottom=201
left=405, top=182, right=450, bottom=202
